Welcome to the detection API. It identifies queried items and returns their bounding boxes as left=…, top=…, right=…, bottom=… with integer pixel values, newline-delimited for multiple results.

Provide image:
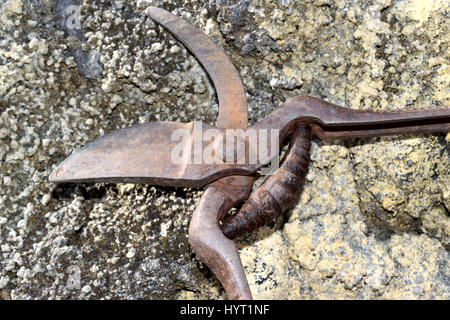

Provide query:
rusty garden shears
left=49, top=7, right=450, bottom=300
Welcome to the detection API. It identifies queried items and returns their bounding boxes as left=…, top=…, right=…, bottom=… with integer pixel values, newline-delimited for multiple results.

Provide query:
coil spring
left=221, top=123, right=312, bottom=239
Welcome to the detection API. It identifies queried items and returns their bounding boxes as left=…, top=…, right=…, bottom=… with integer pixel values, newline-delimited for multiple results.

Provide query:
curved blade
left=50, top=8, right=253, bottom=188
left=49, top=121, right=257, bottom=187
left=146, top=7, right=248, bottom=129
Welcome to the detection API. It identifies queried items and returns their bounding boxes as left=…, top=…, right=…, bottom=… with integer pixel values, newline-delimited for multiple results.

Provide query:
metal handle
left=222, top=124, right=312, bottom=239
left=188, top=176, right=253, bottom=299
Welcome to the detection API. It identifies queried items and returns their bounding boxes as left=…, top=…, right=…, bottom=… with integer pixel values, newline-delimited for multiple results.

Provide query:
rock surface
left=0, top=0, right=448, bottom=299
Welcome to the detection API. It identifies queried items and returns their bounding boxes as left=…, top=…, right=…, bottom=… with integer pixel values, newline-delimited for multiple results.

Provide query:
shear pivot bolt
left=213, top=132, right=246, bottom=163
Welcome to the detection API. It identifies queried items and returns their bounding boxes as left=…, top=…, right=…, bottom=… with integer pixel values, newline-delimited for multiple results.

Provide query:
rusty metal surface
left=50, top=98, right=450, bottom=187
left=49, top=121, right=257, bottom=187
left=189, top=177, right=253, bottom=300
left=146, top=7, right=248, bottom=129
left=222, top=124, right=312, bottom=239
left=146, top=7, right=255, bottom=299
left=252, top=96, right=450, bottom=141
left=49, top=7, right=450, bottom=301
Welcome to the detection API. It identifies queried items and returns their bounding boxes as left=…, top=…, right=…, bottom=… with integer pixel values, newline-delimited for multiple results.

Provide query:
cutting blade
left=146, top=6, right=248, bottom=129
left=49, top=121, right=259, bottom=187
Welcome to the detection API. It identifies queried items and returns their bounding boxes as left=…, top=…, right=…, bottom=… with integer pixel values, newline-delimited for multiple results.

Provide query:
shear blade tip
left=49, top=163, right=72, bottom=183
left=145, top=6, right=161, bottom=18
left=48, top=167, right=61, bottom=182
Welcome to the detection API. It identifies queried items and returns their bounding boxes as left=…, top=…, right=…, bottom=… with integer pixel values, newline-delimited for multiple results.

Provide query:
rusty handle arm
left=252, top=96, right=450, bottom=141
left=310, top=116, right=450, bottom=139
left=188, top=177, right=253, bottom=300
